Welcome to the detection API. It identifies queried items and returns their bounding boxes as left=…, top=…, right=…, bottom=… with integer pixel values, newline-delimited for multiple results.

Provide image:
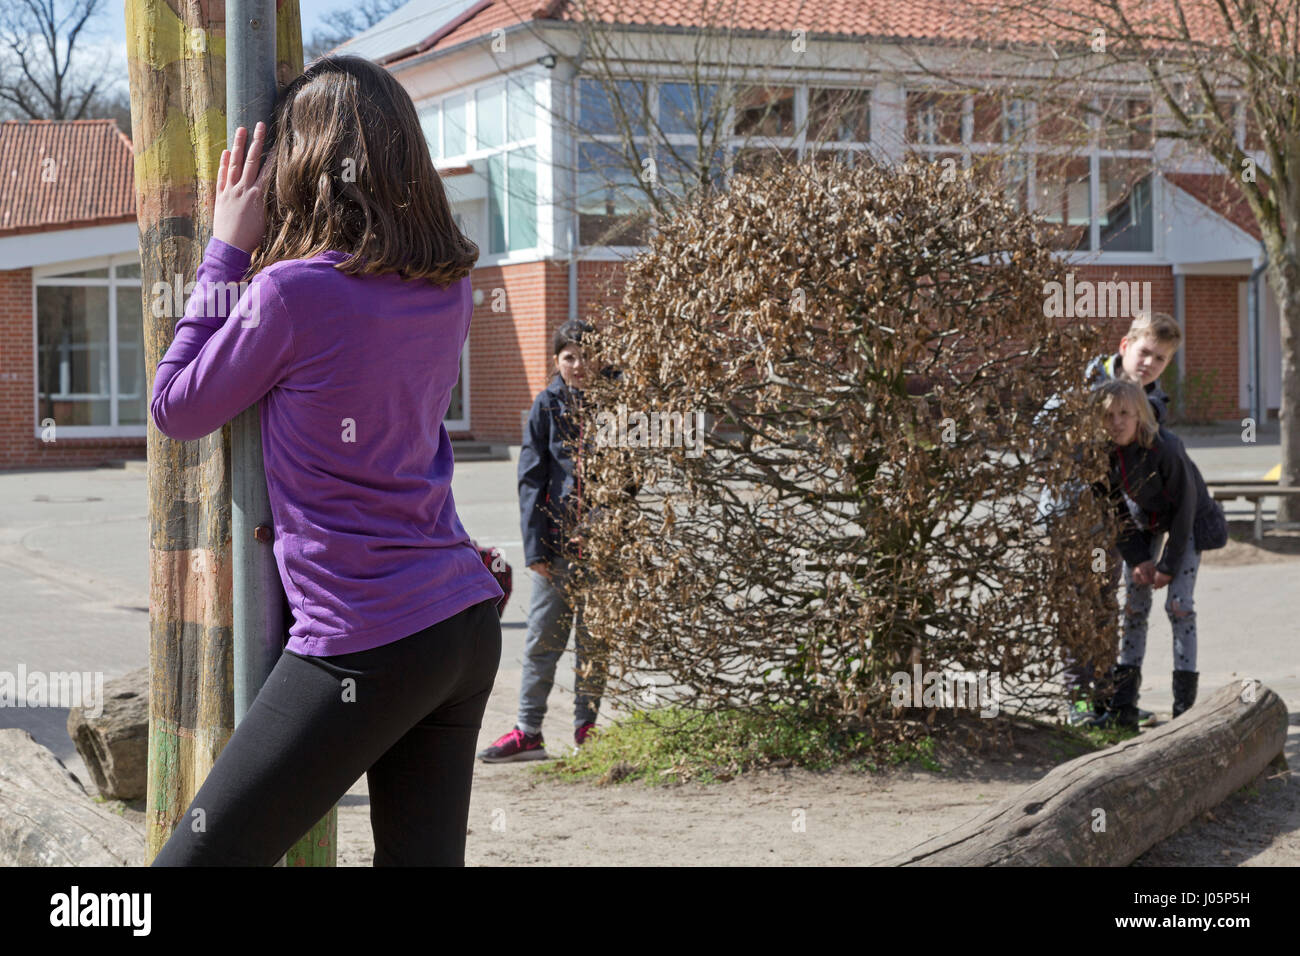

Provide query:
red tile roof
left=1165, top=172, right=1262, bottom=241
left=0, top=119, right=136, bottom=238
left=383, top=0, right=1235, bottom=65
left=390, top=0, right=997, bottom=63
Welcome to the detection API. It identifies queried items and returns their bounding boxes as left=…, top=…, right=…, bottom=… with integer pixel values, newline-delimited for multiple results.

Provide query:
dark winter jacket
left=1106, top=426, right=1216, bottom=575
left=1035, top=353, right=1173, bottom=526
left=519, top=374, right=585, bottom=567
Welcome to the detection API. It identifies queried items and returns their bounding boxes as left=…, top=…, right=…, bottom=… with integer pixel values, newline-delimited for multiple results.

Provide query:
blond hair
left=1124, top=311, right=1182, bottom=350
left=1097, top=379, right=1158, bottom=448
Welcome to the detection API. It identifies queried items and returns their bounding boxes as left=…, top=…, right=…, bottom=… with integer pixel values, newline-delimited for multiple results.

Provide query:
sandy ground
left=346, top=524, right=1300, bottom=866
left=335, top=674, right=1298, bottom=867
left=107, top=698, right=1299, bottom=866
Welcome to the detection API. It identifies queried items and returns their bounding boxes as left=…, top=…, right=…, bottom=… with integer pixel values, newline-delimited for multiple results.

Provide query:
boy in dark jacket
left=1082, top=311, right=1180, bottom=423
left=477, top=320, right=606, bottom=762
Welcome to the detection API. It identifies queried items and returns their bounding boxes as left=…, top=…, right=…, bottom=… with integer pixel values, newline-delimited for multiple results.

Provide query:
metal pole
left=225, top=1, right=337, bottom=867
left=227, top=0, right=280, bottom=732
left=1248, top=253, right=1267, bottom=426
left=227, top=0, right=284, bottom=866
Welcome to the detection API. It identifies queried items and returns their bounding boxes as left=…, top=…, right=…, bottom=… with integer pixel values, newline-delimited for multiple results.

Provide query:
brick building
left=0, top=120, right=145, bottom=470
left=337, top=0, right=1282, bottom=441
left=0, top=2, right=1285, bottom=471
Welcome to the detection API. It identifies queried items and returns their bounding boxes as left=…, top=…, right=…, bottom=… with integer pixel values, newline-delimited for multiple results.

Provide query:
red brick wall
left=464, top=258, right=628, bottom=442
left=4, top=256, right=1249, bottom=465
left=1183, top=275, right=1243, bottom=419
left=1068, top=264, right=1176, bottom=345
left=1069, top=265, right=1242, bottom=420
left=0, top=267, right=146, bottom=470
left=465, top=260, right=562, bottom=443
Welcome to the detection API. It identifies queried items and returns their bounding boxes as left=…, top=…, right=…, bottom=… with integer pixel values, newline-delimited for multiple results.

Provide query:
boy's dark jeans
left=152, top=598, right=501, bottom=866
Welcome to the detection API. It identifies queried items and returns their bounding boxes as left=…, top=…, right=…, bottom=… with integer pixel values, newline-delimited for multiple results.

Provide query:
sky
left=89, top=0, right=342, bottom=96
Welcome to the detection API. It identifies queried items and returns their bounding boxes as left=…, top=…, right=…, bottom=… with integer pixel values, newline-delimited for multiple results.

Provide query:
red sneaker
left=477, top=727, right=547, bottom=763
left=574, top=722, right=596, bottom=747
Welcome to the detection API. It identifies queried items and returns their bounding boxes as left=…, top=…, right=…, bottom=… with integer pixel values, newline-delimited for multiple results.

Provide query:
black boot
left=1172, top=670, right=1199, bottom=718
left=1098, top=664, right=1142, bottom=729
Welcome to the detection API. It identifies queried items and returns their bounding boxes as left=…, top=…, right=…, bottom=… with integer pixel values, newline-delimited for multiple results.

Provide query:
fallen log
left=879, top=681, right=1288, bottom=866
left=0, top=729, right=143, bottom=866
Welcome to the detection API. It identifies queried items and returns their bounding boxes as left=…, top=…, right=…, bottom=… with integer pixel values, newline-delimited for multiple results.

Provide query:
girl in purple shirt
left=151, top=56, right=502, bottom=866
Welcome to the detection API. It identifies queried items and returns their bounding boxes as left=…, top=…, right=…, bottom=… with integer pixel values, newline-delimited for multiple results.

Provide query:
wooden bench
left=1205, top=480, right=1300, bottom=542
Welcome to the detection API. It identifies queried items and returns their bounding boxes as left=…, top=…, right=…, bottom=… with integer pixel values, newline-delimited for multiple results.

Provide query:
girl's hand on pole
left=213, top=122, right=270, bottom=256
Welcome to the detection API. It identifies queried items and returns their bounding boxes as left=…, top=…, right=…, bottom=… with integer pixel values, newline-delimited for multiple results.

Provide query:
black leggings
left=152, top=597, right=502, bottom=866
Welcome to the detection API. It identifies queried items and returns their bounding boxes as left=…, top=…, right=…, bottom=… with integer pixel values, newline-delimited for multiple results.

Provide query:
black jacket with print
left=517, top=367, right=633, bottom=567
left=1107, top=426, right=1213, bottom=576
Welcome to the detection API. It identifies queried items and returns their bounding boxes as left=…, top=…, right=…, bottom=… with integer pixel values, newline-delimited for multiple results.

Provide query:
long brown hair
left=248, top=55, right=478, bottom=286
left=1097, top=378, right=1158, bottom=449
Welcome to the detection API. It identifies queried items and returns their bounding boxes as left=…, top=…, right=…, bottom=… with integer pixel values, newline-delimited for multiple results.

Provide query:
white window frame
left=419, top=75, right=543, bottom=265
left=32, top=253, right=145, bottom=439
left=903, top=86, right=1163, bottom=262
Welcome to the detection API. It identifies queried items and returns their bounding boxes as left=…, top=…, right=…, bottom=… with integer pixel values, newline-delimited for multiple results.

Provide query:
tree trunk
left=125, top=0, right=329, bottom=865
left=1269, top=253, right=1300, bottom=523
left=878, top=682, right=1288, bottom=866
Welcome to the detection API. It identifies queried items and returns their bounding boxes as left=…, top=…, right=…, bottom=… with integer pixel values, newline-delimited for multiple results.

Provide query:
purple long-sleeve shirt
left=151, top=236, right=502, bottom=656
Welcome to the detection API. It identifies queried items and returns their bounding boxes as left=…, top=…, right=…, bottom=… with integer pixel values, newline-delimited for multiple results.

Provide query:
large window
left=905, top=89, right=1155, bottom=252
left=575, top=79, right=871, bottom=248
left=419, top=78, right=538, bottom=256
left=36, top=257, right=144, bottom=434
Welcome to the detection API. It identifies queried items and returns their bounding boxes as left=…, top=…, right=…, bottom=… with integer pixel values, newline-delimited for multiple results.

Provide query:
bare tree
left=0, top=0, right=116, bottom=120
left=307, top=0, right=407, bottom=63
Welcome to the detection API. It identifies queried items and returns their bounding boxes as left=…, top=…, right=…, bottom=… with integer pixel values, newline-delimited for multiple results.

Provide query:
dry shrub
left=575, top=156, right=1118, bottom=729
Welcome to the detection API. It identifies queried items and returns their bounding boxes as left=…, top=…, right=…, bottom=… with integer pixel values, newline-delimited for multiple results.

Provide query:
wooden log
left=879, top=681, right=1288, bottom=866
left=0, top=730, right=144, bottom=866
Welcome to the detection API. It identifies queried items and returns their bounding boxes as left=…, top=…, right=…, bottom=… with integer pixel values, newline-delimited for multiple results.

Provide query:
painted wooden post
left=126, top=0, right=335, bottom=865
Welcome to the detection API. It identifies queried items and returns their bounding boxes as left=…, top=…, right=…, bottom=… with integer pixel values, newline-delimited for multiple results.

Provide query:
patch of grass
left=535, top=704, right=1144, bottom=786
left=884, top=736, right=941, bottom=771
left=1069, top=723, right=1141, bottom=749
left=536, top=705, right=945, bottom=785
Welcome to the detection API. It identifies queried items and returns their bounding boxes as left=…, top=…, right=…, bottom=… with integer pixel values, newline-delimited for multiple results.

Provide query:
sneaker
left=477, top=727, right=547, bottom=763
left=1067, top=699, right=1098, bottom=726
left=1136, top=707, right=1156, bottom=727
left=574, top=722, right=596, bottom=747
